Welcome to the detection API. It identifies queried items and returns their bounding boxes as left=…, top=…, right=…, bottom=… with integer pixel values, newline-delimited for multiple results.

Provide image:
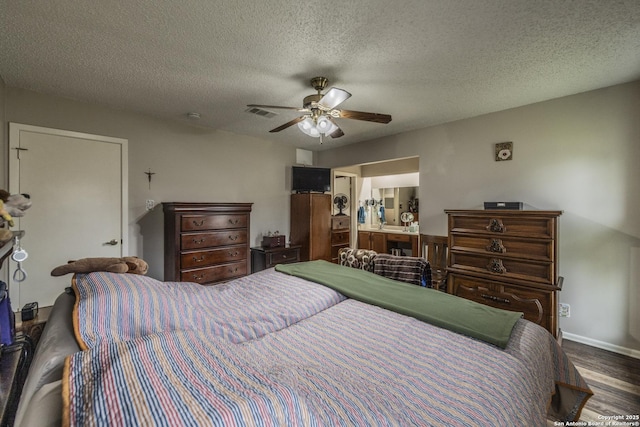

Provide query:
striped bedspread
left=65, top=269, right=591, bottom=426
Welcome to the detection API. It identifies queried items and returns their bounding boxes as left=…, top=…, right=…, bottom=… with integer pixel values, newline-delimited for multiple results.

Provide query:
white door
left=8, top=123, right=128, bottom=308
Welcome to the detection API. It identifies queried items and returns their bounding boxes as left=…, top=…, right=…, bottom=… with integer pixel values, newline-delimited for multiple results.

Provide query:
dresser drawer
left=181, top=230, right=248, bottom=250
left=332, top=216, right=350, bottom=230
left=450, top=251, right=553, bottom=284
left=181, top=261, right=247, bottom=284
left=449, top=214, right=555, bottom=239
left=450, top=234, right=553, bottom=262
left=387, top=233, right=412, bottom=243
left=180, top=245, right=246, bottom=269
left=181, top=214, right=247, bottom=231
left=332, top=231, right=350, bottom=245
left=267, top=248, right=300, bottom=266
left=450, top=274, right=551, bottom=330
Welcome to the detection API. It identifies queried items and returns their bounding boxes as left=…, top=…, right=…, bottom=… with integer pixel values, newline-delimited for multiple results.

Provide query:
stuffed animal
left=51, top=256, right=149, bottom=276
left=4, top=193, right=31, bottom=218
left=0, top=201, right=13, bottom=228
left=0, top=191, right=32, bottom=227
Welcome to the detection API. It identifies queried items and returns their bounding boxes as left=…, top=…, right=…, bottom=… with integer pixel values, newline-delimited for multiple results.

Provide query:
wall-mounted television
left=292, top=166, right=331, bottom=193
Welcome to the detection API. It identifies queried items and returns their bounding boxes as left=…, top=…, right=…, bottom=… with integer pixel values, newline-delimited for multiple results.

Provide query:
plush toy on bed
left=0, top=190, right=32, bottom=228
left=50, top=256, right=149, bottom=276
left=4, top=193, right=32, bottom=219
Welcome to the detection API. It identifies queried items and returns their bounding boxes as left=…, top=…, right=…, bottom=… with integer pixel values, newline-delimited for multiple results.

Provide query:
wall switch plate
left=559, top=303, right=570, bottom=317
left=145, top=199, right=155, bottom=211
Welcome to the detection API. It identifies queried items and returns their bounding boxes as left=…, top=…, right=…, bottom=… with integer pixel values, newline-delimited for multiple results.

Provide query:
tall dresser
left=445, top=209, right=562, bottom=338
left=290, top=193, right=331, bottom=262
left=164, top=202, right=252, bottom=285
left=330, top=215, right=351, bottom=263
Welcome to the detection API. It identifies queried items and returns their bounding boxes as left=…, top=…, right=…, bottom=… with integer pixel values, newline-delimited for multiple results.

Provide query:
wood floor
left=557, top=339, right=640, bottom=423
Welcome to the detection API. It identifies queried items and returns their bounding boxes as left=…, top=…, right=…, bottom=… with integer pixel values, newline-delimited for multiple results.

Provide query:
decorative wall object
left=495, top=142, right=513, bottom=161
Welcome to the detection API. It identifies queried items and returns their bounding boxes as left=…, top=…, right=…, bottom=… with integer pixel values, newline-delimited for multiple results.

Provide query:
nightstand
left=16, top=305, right=52, bottom=349
left=250, top=245, right=301, bottom=273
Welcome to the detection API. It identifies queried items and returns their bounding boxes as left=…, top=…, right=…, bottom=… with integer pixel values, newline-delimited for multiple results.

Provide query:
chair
left=338, top=248, right=377, bottom=272
left=420, top=235, right=449, bottom=290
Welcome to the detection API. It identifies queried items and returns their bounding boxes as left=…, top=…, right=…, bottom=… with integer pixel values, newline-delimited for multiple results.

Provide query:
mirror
left=370, top=186, right=418, bottom=226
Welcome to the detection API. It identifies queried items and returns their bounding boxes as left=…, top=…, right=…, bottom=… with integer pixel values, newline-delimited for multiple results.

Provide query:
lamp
left=297, top=114, right=338, bottom=140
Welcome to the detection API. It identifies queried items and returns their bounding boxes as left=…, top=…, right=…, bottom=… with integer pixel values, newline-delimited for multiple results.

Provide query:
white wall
left=318, top=81, right=640, bottom=355
left=1, top=87, right=298, bottom=281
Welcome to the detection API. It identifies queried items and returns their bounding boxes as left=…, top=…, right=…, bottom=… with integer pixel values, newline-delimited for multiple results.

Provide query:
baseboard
left=563, top=332, right=640, bottom=360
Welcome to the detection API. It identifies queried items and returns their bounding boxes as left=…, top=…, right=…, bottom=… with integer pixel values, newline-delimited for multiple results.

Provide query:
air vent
left=245, top=107, right=278, bottom=119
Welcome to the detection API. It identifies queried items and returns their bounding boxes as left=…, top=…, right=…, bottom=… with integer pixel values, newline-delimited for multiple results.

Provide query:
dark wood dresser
left=290, top=193, right=331, bottom=262
left=445, top=209, right=563, bottom=338
left=164, top=202, right=252, bottom=285
left=250, top=245, right=301, bottom=273
left=330, top=216, right=350, bottom=263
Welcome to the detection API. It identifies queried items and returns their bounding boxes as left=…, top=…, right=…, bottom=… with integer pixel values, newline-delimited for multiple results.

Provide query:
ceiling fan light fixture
left=308, top=127, right=320, bottom=137
left=316, top=116, right=332, bottom=132
left=297, top=115, right=339, bottom=139
left=249, top=76, right=390, bottom=143
left=297, top=117, right=315, bottom=136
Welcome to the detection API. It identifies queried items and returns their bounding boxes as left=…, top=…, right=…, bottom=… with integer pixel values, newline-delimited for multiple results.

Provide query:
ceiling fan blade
left=269, top=116, right=306, bottom=133
left=330, top=127, right=344, bottom=138
left=247, top=104, right=308, bottom=112
left=327, top=117, right=344, bottom=138
left=338, top=109, right=392, bottom=124
left=318, top=88, right=352, bottom=109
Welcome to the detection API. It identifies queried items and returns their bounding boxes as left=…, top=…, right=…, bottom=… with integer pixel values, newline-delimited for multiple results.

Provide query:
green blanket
left=276, top=260, right=522, bottom=348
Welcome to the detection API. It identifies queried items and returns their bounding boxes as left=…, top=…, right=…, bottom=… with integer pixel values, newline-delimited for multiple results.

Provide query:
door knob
left=105, top=239, right=119, bottom=246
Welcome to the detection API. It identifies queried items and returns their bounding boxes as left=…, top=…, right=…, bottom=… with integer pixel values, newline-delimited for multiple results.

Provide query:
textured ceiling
left=1, top=1, right=639, bottom=151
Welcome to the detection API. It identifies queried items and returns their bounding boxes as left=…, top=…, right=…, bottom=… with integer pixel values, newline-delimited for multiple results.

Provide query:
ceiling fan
left=247, top=76, right=392, bottom=143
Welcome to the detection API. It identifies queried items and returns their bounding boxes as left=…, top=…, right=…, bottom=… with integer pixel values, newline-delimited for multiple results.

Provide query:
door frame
left=7, top=123, right=128, bottom=302
left=332, top=170, right=358, bottom=248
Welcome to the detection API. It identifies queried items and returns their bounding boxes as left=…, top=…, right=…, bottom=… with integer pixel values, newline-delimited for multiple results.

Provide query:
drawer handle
left=192, top=255, right=205, bottom=263
left=228, top=267, right=238, bottom=273
left=487, top=238, right=506, bottom=253
left=486, top=218, right=506, bottom=233
left=192, top=219, right=205, bottom=227
left=228, top=235, right=239, bottom=241
left=481, top=294, right=510, bottom=304
left=192, top=238, right=206, bottom=244
left=487, top=258, right=507, bottom=274
left=228, top=218, right=240, bottom=225
left=228, top=251, right=239, bottom=257
left=192, top=274, right=205, bottom=281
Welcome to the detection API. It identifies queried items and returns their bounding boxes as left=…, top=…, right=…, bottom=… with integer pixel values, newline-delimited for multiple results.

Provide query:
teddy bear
left=0, top=190, right=32, bottom=243
left=4, top=193, right=31, bottom=219
left=50, top=256, right=149, bottom=276
left=0, top=190, right=32, bottom=228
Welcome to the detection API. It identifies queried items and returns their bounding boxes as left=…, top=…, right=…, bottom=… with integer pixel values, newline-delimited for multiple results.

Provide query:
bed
left=14, top=260, right=591, bottom=426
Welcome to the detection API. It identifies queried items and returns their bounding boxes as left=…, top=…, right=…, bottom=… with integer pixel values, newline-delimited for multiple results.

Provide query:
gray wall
left=1, top=87, right=297, bottom=281
left=2, top=81, right=638, bottom=356
left=319, top=81, right=640, bottom=355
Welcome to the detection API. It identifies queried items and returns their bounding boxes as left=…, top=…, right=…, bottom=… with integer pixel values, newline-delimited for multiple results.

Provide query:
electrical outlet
left=559, top=303, right=570, bottom=318
left=145, top=199, right=155, bottom=211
